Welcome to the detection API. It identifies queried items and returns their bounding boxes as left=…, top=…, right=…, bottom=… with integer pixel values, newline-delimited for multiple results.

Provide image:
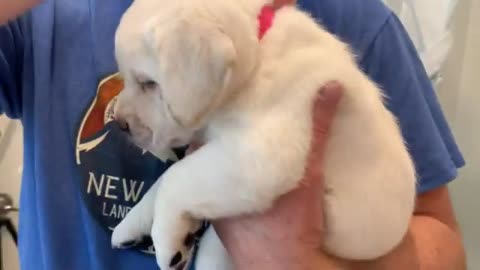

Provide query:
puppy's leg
left=111, top=179, right=204, bottom=250
left=150, top=143, right=287, bottom=270
left=112, top=176, right=205, bottom=270
left=111, top=178, right=160, bottom=248
left=195, top=226, right=233, bottom=270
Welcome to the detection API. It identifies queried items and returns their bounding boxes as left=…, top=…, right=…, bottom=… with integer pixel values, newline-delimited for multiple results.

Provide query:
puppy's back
left=230, top=6, right=417, bottom=260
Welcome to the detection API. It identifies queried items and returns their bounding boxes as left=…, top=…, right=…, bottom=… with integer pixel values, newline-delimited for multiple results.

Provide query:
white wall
left=438, top=0, right=480, bottom=268
left=0, top=116, right=22, bottom=270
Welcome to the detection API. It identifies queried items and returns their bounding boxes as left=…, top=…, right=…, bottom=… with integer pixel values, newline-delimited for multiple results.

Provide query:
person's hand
left=272, top=0, right=297, bottom=9
left=0, top=0, right=41, bottom=25
left=211, top=82, right=343, bottom=270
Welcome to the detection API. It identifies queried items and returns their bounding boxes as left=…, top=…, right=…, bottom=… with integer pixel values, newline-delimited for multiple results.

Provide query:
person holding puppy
left=0, top=0, right=466, bottom=270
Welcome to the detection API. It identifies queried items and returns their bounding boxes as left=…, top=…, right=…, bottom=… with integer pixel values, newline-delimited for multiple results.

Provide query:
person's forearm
left=230, top=215, right=465, bottom=270
left=218, top=220, right=345, bottom=270
left=0, top=0, right=41, bottom=24
left=347, top=215, right=466, bottom=270
left=233, top=246, right=345, bottom=270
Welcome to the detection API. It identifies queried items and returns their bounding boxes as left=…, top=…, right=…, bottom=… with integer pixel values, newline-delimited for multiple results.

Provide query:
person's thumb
left=0, top=0, right=42, bottom=25
left=272, top=0, right=296, bottom=10
left=310, top=81, right=343, bottom=157
left=302, top=81, right=343, bottom=190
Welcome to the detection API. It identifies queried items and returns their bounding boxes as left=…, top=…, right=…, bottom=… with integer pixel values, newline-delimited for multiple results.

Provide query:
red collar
left=257, top=5, right=276, bottom=40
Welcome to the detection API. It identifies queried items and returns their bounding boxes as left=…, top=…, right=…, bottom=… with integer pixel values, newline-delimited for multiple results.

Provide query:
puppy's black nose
left=117, top=119, right=130, bottom=133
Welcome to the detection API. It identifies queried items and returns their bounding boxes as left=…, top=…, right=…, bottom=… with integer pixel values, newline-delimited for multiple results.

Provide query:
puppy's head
left=114, top=0, right=259, bottom=156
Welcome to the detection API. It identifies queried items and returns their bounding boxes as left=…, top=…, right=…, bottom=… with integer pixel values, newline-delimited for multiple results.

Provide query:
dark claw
left=140, top=236, right=153, bottom=246
left=133, top=235, right=154, bottom=251
left=183, top=233, right=195, bottom=248
left=114, top=235, right=154, bottom=250
left=170, top=251, right=183, bottom=267
left=193, top=221, right=209, bottom=238
left=115, top=240, right=138, bottom=249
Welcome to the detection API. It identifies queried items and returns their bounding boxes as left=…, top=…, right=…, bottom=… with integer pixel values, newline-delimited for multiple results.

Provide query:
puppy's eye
left=139, top=80, right=158, bottom=91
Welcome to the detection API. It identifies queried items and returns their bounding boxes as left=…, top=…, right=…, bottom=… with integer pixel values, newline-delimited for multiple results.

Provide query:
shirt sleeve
left=0, top=18, right=26, bottom=119
left=360, top=14, right=465, bottom=194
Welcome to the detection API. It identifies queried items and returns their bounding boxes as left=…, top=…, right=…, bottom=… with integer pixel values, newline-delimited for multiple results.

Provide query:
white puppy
left=111, top=0, right=417, bottom=269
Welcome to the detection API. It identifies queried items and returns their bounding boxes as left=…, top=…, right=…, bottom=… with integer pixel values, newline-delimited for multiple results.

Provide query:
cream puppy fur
left=111, top=0, right=417, bottom=269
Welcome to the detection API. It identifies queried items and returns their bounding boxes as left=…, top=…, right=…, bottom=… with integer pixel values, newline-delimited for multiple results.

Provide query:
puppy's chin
left=133, top=140, right=154, bottom=154
left=124, top=134, right=156, bottom=155
left=170, top=137, right=191, bottom=148
left=148, top=144, right=182, bottom=162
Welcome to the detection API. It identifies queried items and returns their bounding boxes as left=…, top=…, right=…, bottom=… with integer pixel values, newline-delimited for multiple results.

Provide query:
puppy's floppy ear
left=146, top=15, right=237, bottom=127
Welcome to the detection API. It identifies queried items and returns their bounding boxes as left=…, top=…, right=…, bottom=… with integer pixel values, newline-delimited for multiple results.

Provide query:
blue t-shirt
left=0, top=0, right=465, bottom=269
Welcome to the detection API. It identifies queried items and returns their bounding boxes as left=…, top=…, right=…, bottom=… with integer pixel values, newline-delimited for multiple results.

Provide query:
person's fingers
left=298, top=81, right=343, bottom=193
left=305, top=81, right=343, bottom=175
left=274, top=82, right=343, bottom=206
left=310, top=81, right=343, bottom=155
left=272, top=0, right=297, bottom=10
left=214, top=83, right=343, bottom=246
left=0, top=0, right=42, bottom=25
left=258, top=81, right=343, bottom=206
left=185, top=141, right=203, bottom=156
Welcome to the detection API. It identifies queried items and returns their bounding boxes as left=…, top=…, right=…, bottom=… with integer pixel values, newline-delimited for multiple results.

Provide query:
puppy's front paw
left=111, top=180, right=160, bottom=249
left=111, top=203, right=153, bottom=249
left=151, top=213, right=208, bottom=270
left=111, top=220, right=149, bottom=249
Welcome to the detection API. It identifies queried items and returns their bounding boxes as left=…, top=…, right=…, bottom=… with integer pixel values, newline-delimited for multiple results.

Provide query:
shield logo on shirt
left=74, top=73, right=182, bottom=254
